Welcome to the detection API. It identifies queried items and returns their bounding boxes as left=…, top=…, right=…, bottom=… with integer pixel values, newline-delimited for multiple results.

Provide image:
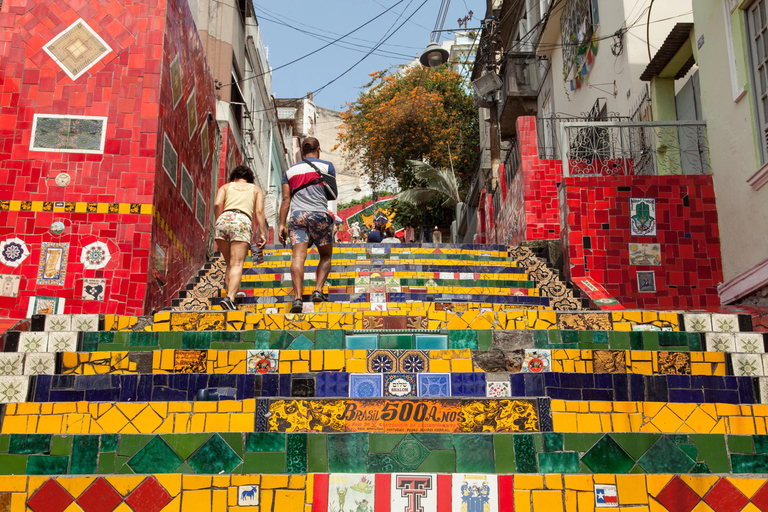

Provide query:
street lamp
left=419, top=42, right=449, bottom=69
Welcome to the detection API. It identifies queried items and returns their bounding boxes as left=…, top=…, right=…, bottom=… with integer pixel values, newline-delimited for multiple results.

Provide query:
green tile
left=270, top=331, right=295, bottom=350
left=367, top=453, right=405, bottom=472
left=245, top=433, right=285, bottom=453
left=610, top=433, right=660, bottom=460
left=162, top=434, right=211, bottom=460
left=532, top=331, right=549, bottom=349
left=188, top=434, right=242, bottom=474
left=581, top=435, right=635, bottom=474
left=731, top=454, right=768, bottom=473
left=70, top=435, right=99, bottom=475
left=8, top=434, right=51, bottom=454
left=636, top=437, right=695, bottom=473
left=50, top=436, right=72, bottom=456
left=392, top=435, right=430, bottom=470
left=286, top=434, right=307, bottom=474
left=210, top=342, right=224, bottom=350
left=417, top=450, right=456, bottom=472
left=219, top=433, right=244, bottom=458
left=688, top=333, right=703, bottom=351
left=413, top=434, right=452, bottom=451
left=548, top=330, right=562, bottom=345
left=328, top=434, right=368, bottom=473
left=543, top=433, right=563, bottom=452
left=690, top=462, right=711, bottom=473
left=629, top=332, right=643, bottom=351
left=379, top=335, right=413, bottom=350
left=449, top=330, right=478, bottom=350
left=455, top=435, right=494, bottom=473
left=657, top=332, right=675, bottom=347
left=100, top=434, right=119, bottom=452
left=609, top=332, right=630, bottom=350
left=244, top=452, right=286, bottom=473
left=728, top=435, right=754, bottom=454
left=212, top=331, right=241, bottom=343
left=130, top=331, right=158, bottom=347
left=0, top=455, right=27, bottom=475
left=117, top=435, right=153, bottom=457
left=755, top=435, right=768, bottom=454
left=493, top=435, right=516, bottom=473
left=641, top=332, right=658, bottom=350
left=181, top=331, right=211, bottom=350
left=477, top=331, right=492, bottom=351
left=369, top=434, right=404, bottom=454
left=127, top=436, right=183, bottom=474
left=81, top=332, right=100, bottom=352
left=27, top=455, right=69, bottom=475
left=592, top=331, right=609, bottom=345
left=679, top=444, right=698, bottom=461
left=159, top=332, right=182, bottom=349
left=629, top=464, right=646, bottom=474
left=307, top=433, right=328, bottom=473
left=577, top=330, right=593, bottom=345
left=563, top=433, right=603, bottom=452
left=97, top=451, right=115, bottom=474
left=0, top=435, right=8, bottom=452
left=538, top=452, right=580, bottom=473
left=561, top=330, right=578, bottom=344
left=513, top=434, right=537, bottom=473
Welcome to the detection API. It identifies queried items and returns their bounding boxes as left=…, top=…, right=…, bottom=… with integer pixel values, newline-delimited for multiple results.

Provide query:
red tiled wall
left=217, top=124, right=243, bottom=189
left=0, top=0, right=215, bottom=319
left=146, top=0, right=217, bottom=314
left=560, top=175, right=723, bottom=309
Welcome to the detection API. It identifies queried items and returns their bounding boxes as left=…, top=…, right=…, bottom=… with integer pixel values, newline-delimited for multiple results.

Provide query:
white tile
left=47, top=332, right=78, bottom=352
left=733, top=353, right=764, bottom=377
left=705, top=333, right=735, bottom=353
left=684, top=314, right=712, bottom=332
left=735, top=333, right=765, bottom=353
left=486, top=381, right=511, bottom=398
left=44, top=314, right=72, bottom=332
left=760, top=377, right=768, bottom=404
left=71, top=314, right=99, bottom=332
left=23, top=353, right=55, bottom=375
left=18, top=332, right=49, bottom=353
left=711, top=314, right=739, bottom=332
left=0, top=353, right=24, bottom=376
left=0, top=376, right=30, bottom=403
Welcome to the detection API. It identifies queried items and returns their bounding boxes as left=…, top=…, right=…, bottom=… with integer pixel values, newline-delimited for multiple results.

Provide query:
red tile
left=655, top=476, right=701, bottom=512
left=125, top=477, right=171, bottom=512
left=76, top=477, right=123, bottom=512
left=27, top=479, right=74, bottom=512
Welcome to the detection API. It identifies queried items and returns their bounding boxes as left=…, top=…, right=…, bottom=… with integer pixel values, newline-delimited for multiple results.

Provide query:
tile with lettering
left=392, top=474, right=437, bottom=512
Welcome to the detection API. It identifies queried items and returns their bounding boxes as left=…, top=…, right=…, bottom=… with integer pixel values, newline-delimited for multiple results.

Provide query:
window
left=748, top=0, right=768, bottom=163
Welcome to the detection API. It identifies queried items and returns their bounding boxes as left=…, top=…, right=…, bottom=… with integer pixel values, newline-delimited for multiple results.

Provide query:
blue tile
left=547, top=387, right=582, bottom=400
left=738, top=377, right=757, bottom=404
left=74, top=375, right=112, bottom=390
left=262, top=374, right=279, bottom=396
left=629, top=374, right=645, bottom=401
left=316, top=372, right=350, bottom=397
left=414, top=335, right=448, bottom=350
left=646, top=376, right=668, bottom=402
left=152, top=386, right=187, bottom=401
left=510, top=373, right=526, bottom=396
left=544, top=373, right=560, bottom=387
left=33, top=375, right=51, bottom=402
left=450, top=373, right=485, bottom=397
left=48, top=389, right=85, bottom=402
left=612, top=374, right=629, bottom=401
left=668, top=389, right=704, bottom=403
left=594, top=373, right=613, bottom=389
left=581, top=388, right=614, bottom=401
left=85, top=388, right=120, bottom=401
left=667, top=375, right=690, bottom=388
left=704, top=388, right=740, bottom=404
left=560, top=373, right=593, bottom=389
left=417, top=373, right=450, bottom=397
left=350, top=374, right=383, bottom=398
left=345, top=335, right=378, bottom=350
left=523, top=373, right=544, bottom=397
left=279, top=374, right=291, bottom=397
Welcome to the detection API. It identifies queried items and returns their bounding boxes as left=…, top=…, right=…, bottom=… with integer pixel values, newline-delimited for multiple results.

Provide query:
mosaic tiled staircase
left=2, top=244, right=768, bottom=511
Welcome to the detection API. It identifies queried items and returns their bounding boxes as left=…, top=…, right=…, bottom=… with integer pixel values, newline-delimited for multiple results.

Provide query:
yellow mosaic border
left=0, top=200, right=154, bottom=215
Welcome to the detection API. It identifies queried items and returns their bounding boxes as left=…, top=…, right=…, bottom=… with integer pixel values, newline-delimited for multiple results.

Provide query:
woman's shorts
left=289, top=211, right=333, bottom=248
left=214, top=211, right=252, bottom=243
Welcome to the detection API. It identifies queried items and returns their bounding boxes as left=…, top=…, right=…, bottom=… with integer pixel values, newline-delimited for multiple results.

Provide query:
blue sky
left=254, top=0, right=483, bottom=111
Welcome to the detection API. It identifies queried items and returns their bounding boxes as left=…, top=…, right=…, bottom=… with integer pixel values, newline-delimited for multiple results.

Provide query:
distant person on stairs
left=213, top=165, right=267, bottom=311
left=382, top=226, right=401, bottom=244
left=279, top=137, right=336, bottom=313
left=432, top=226, right=442, bottom=244
left=367, top=221, right=385, bottom=243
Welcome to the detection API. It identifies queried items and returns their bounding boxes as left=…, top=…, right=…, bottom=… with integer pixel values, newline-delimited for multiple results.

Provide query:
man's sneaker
left=290, top=299, right=303, bottom=313
left=311, top=291, right=328, bottom=303
left=220, top=297, right=237, bottom=311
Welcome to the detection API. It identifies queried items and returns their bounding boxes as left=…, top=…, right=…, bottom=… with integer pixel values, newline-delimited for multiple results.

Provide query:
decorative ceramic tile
left=246, top=350, right=279, bottom=374
left=71, top=314, right=99, bottom=332
left=82, top=278, right=106, bottom=300
left=350, top=374, right=383, bottom=398
left=173, top=350, right=208, bottom=373
left=18, top=332, right=48, bottom=353
left=316, top=372, right=350, bottom=397
left=0, top=274, right=21, bottom=297
left=392, top=474, right=437, bottom=511
left=595, top=484, right=618, bottom=508
left=384, top=373, right=416, bottom=397
left=367, top=350, right=396, bottom=373
left=186, top=88, right=198, bottom=138
left=712, top=313, right=739, bottom=332
left=732, top=353, right=764, bottom=377
left=629, top=198, right=657, bottom=236
left=736, top=333, right=765, bottom=353
left=0, top=238, right=30, bottom=268
left=684, top=314, right=712, bottom=332
left=0, top=376, right=29, bottom=403
left=657, top=352, right=691, bottom=375
left=36, top=242, right=69, bottom=286
left=371, top=303, right=388, bottom=312
left=522, top=349, right=551, bottom=373
left=26, top=297, right=65, bottom=317
left=452, top=474, right=498, bottom=512
left=162, top=133, right=178, bottom=185
left=180, top=164, right=193, bottom=210
left=45, top=314, right=71, bottom=332
left=760, top=378, right=768, bottom=404
left=418, top=373, right=451, bottom=397
left=706, top=333, right=735, bottom=353
left=30, top=115, right=107, bottom=153
left=201, top=122, right=210, bottom=164
left=370, top=292, right=386, bottom=303
left=328, top=474, right=374, bottom=512
left=23, top=353, right=55, bottom=375
left=169, top=54, right=182, bottom=107
left=636, top=271, right=656, bottom=292
left=48, top=332, right=77, bottom=352
left=195, top=190, right=207, bottom=228
left=628, top=243, right=661, bottom=265
left=80, top=241, right=111, bottom=270
left=593, top=350, right=627, bottom=373
left=43, top=19, right=111, bottom=80
left=237, top=485, right=259, bottom=506
left=486, top=381, right=512, bottom=398
left=0, top=353, right=24, bottom=376
left=398, top=350, right=429, bottom=373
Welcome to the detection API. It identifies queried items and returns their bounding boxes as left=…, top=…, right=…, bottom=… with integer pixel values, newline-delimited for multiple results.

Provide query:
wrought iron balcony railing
left=559, top=120, right=711, bottom=177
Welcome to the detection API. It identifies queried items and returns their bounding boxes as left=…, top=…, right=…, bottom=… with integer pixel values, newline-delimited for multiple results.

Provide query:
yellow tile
left=155, top=474, right=182, bottom=497
left=204, top=413, right=229, bottom=432
left=679, top=476, right=721, bottom=498
left=181, top=489, right=211, bottom=512
left=96, top=406, right=130, bottom=433
left=577, top=414, right=602, bottom=432
left=725, top=477, right=767, bottom=499
left=36, top=415, right=63, bottom=434
left=611, top=413, right=630, bottom=432
left=616, top=475, right=648, bottom=505
left=346, top=359, right=366, bottom=373
left=515, top=490, right=532, bottom=512
left=564, top=476, right=594, bottom=492
left=106, top=476, right=148, bottom=497
left=590, top=402, right=612, bottom=413
left=183, top=476, right=212, bottom=490
left=593, top=475, right=615, bottom=485
left=310, top=351, right=323, bottom=372
left=429, top=360, right=450, bottom=372
left=451, top=359, right=473, bottom=372
left=193, top=402, right=218, bottom=413
left=666, top=403, right=698, bottom=422
left=293, top=361, right=309, bottom=373
left=599, top=414, right=613, bottom=432
left=729, top=416, right=757, bottom=435
left=242, top=399, right=256, bottom=413
left=212, top=490, right=227, bottom=511
left=546, top=475, right=563, bottom=490
left=0, top=476, right=25, bottom=493
left=645, top=475, right=673, bottom=497
left=261, top=475, right=291, bottom=489
left=578, top=491, right=596, bottom=512
left=169, top=403, right=192, bottom=413
left=515, top=475, right=545, bottom=490
left=565, top=490, right=578, bottom=512
left=132, top=407, right=164, bottom=433
left=551, top=401, right=566, bottom=412
left=274, top=490, right=305, bottom=511
left=532, top=490, right=564, bottom=512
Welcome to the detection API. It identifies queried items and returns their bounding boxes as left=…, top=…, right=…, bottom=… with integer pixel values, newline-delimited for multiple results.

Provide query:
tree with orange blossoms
left=338, top=65, right=479, bottom=193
